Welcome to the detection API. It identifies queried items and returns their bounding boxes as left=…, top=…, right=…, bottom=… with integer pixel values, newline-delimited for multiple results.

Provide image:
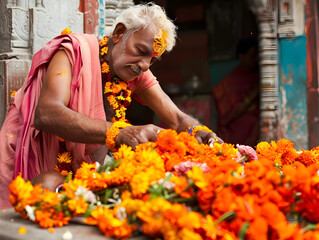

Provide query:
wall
left=278, top=36, right=308, bottom=149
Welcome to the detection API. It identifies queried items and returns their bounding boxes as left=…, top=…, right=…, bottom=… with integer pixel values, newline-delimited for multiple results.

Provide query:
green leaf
left=103, top=189, right=113, bottom=204
left=65, top=172, right=72, bottom=183
left=214, top=211, right=235, bottom=226
left=303, top=224, right=317, bottom=233
left=238, top=222, right=250, bottom=240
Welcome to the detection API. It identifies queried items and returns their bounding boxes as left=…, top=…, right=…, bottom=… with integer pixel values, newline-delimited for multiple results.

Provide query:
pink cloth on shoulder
left=0, top=33, right=105, bottom=209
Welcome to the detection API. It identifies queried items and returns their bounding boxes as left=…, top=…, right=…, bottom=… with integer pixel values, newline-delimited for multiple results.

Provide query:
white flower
left=116, top=207, right=127, bottom=221
left=25, top=205, right=35, bottom=221
left=75, top=186, right=97, bottom=203
left=95, top=162, right=100, bottom=171
left=157, top=178, right=175, bottom=190
left=62, top=230, right=73, bottom=240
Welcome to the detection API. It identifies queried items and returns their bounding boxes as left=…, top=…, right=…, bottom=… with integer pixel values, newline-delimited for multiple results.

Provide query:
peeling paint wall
left=278, top=37, right=308, bottom=149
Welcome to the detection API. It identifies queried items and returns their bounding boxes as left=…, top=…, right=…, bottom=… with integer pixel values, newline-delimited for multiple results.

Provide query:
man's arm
left=136, top=84, right=223, bottom=144
left=34, top=50, right=111, bottom=144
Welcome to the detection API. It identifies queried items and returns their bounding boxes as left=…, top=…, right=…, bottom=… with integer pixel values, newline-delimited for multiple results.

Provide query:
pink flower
left=235, top=144, right=258, bottom=163
left=174, top=161, right=210, bottom=176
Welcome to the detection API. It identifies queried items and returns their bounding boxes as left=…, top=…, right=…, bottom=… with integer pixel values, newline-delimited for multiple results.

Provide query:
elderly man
left=0, top=3, right=222, bottom=209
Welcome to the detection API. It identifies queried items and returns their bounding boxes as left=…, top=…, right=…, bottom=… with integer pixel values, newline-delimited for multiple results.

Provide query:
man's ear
left=112, top=23, right=127, bottom=44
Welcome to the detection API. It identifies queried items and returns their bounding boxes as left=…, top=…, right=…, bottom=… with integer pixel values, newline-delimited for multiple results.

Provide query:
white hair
left=113, top=3, right=177, bottom=52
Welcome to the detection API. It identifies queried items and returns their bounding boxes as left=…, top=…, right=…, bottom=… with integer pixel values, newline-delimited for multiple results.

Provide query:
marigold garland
left=100, top=36, right=132, bottom=123
left=106, top=121, right=132, bottom=152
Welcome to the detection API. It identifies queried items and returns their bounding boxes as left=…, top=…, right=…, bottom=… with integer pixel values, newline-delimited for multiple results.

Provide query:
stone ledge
left=0, top=208, right=148, bottom=240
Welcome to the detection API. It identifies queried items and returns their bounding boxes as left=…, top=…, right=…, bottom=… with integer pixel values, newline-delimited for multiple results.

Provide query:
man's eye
left=137, top=48, right=144, bottom=55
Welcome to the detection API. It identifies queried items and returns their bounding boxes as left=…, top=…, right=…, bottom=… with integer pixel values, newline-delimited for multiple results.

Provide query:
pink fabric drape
left=0, top=33, right=105, bottom=209
left=0, top=32, right=158, bottom=209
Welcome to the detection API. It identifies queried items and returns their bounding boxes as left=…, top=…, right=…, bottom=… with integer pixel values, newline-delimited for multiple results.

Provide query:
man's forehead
left=132, top=26, right=156, bottom=41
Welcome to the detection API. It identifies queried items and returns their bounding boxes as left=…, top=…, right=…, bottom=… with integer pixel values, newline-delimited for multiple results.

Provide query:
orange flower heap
left=9, top=131, right=319, bottom=239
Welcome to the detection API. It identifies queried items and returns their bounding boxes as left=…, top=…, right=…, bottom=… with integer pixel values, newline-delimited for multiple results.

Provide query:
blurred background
left=0, top=0, right=318, bottom=150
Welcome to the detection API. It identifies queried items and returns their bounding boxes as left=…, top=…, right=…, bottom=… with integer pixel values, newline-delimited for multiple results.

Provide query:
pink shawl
left=0, top=33, right=105, bottom=185
left=0, top=33, right=158, bottom=209
left=14, top=33, right=106, bottom=178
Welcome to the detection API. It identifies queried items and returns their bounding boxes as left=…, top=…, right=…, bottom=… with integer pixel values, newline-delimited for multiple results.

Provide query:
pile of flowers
left=9, top=129, right=319, bottom=239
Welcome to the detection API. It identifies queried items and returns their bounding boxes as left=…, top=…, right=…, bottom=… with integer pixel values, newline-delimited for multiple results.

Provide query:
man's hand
left=115, top=124, right=164, bottom=149
left=195, top=130, right=224, bottom=146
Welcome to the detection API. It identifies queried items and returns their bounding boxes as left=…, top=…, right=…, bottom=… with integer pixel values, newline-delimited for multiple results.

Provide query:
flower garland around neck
left=100, top=36, right=132, bottom=123
left=100, top=36, right=133, bottom=151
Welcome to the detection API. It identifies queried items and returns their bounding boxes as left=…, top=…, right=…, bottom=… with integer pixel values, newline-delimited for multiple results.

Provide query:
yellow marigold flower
left=187, top=166, right=208, bottom=190
left=116, top=198, right=144, bottom=215
left=104, top=82, right=112, bottom=94
left=67, top=196, right=88, bottom=216
left=177, top=228, right=202, bottom=240
left=113, top=145, right=134, bottom=161
left=130, top=171, right=152, bottom=198
left=40, top=190, right=61, bottom=209
left=57, top=152, right=72, bottom=164
left=9, top=175, right=36, bottom=213
left=135, top=148, right=165, bottom=171
left=11, top=91, right=16, bottom=97
left=100, top=37, right=108, bottom=46
left=101, top=62, right=110, bottom=73
left=107, top=95, right=118, bottom=109
left=61, top=28, right=72, bottom=35
left=100, top=46, right=108, bottom=56
left=116, top=96, right=126, bottom=101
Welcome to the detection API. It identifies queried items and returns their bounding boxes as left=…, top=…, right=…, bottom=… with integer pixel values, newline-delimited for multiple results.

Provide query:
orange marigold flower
left=67, top=196, right=88, bottom=216
left=295, top=150, right=319, bottom=166
left=61, top=28, right=71, bottom=35
left=256, top=139, right=298, bottom=165
left=35, top=210, right=55, bottom=228
left=9, top=175, right=39, bottom=213
left=137, top=198, right=172, bottom=237
left=246, top=217, right=268, bottom=240
left=91, top=206, right=135, bottom=239
left=101, top=62, right=110, bottom=73
left=170, top=175, right=194, bottom=199
left=156, top=129, right=178, bottom=153
left=100, top=46, right=108, bottom=56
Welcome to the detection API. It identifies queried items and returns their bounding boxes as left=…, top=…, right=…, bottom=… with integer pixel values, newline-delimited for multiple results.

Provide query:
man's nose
left=138, top=57, right=151, bottom=72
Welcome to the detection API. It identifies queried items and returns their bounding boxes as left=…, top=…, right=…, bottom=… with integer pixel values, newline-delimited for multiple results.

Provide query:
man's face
left=111, top=26, right=159, bottom=81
